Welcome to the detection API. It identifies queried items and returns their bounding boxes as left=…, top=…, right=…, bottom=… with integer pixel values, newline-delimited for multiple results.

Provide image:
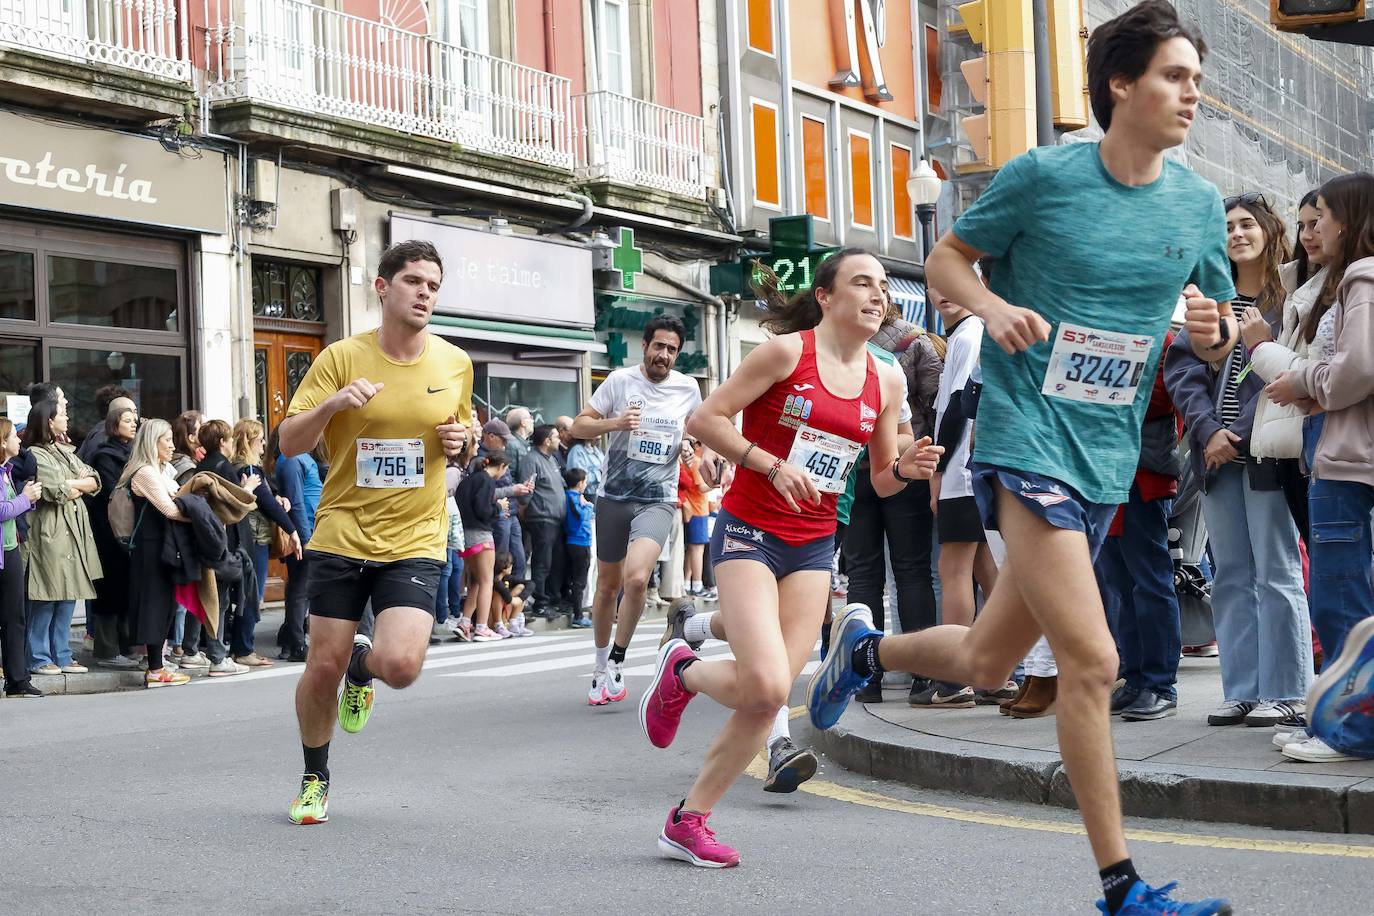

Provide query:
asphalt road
left=3, top=621, right=1371, bottom=915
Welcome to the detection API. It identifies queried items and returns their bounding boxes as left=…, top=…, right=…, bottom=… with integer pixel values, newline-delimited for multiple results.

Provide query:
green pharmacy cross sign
left=710, top=215, right=837, bottom=299
left=611, top=227, right=643, bottom=291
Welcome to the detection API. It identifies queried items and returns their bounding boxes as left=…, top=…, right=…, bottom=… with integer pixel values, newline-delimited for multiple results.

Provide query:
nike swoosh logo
left=426, top=387, right=447, bottom=394
left=411, top=577, right=426, bottom=586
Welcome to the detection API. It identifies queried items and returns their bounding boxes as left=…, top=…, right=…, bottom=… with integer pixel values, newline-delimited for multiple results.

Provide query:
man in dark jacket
left=87, top=425, right=136, bottom=666
left=519, top=425, right=568, bottom=618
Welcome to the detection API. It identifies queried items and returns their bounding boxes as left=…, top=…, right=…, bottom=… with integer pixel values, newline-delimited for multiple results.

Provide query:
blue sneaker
left=1308, top=615, right=1374, bottom=758
left=1096, top=880, right=1231, bottom=915
left=806, top=604, right=880, bottom=730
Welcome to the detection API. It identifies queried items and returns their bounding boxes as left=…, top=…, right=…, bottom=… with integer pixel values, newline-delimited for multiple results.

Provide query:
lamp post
left=907, top=157, right=943, bottom=330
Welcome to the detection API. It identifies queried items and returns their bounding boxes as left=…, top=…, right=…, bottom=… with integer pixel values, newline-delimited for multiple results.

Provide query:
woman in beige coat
left=21, top=399, right=102, bottom=675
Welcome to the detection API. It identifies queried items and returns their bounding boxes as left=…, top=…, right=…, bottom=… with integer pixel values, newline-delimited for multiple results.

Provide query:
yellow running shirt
left=287, top=330, right=473, bottom=563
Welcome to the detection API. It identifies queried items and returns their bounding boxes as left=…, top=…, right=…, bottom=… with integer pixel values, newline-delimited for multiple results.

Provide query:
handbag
left=268, top=521, right=293, bottom=560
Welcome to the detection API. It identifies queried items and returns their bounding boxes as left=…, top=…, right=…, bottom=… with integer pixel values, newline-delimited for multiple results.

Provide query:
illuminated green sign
left=710, top=215, right=837, bottom=299
left=748, top=249, right=838, bottom=296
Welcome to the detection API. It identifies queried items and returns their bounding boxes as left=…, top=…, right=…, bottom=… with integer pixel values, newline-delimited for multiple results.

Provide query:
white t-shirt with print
left=588, top=365, right=702, bottom=503
left=934, top=316, right=985, bottom=500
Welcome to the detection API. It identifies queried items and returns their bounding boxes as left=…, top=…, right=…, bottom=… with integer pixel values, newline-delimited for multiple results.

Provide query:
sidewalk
left=4, top=597, right=682, bottom=699
left=806, top=657, right=1374, bottom=835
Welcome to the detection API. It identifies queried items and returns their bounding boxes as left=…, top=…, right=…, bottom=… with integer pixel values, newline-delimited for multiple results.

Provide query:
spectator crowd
left=3, top=170, right=1371, bottom=770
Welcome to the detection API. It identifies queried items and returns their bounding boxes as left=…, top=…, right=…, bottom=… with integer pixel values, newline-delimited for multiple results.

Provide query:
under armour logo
left=1163, top=245, right=1186, bottom=261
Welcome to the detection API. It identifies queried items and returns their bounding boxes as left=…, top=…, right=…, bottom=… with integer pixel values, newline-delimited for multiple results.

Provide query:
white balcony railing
left=204, top=0, right=574, bottom=169
left=575, top=90, right=705, bottom=199
left=0, top=0, right=191, bottom=82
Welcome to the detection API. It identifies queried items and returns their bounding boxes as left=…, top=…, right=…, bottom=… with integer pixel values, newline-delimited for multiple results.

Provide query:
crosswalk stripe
left=201, top=625, right=667, bottom=685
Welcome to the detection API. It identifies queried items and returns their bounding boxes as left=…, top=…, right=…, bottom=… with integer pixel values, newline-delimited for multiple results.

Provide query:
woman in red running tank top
left=637, top=249, right=942, bottom=868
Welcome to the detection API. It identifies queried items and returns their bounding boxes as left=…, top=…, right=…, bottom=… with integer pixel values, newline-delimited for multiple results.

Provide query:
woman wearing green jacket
left=21, top=399, right=103, bottom=675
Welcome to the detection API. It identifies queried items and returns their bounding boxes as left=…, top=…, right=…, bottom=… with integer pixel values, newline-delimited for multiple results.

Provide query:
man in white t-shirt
left=571, top=316, right=702, bottom=706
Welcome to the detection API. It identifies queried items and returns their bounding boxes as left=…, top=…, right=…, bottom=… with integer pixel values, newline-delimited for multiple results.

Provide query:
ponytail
left=751, top=247, right=873, bottom=336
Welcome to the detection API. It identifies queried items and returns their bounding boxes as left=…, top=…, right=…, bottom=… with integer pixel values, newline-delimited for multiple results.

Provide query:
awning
left=888, top=276, right=942, bottom=333
left=429, top=315, right=606, bottom=354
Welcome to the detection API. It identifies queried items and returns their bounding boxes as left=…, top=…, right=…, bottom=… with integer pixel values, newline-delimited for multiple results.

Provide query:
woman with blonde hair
left=227, top=417, right=301, bottom=666
left=117, top=418, right=192, bottom=687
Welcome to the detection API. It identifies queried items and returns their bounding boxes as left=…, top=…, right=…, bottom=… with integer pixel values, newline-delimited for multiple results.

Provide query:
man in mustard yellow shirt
left=278, top=240, right=472, bottom=825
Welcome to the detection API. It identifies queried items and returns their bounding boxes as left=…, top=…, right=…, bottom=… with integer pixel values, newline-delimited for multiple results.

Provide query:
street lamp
left=906, top=158, right=943, bottom=330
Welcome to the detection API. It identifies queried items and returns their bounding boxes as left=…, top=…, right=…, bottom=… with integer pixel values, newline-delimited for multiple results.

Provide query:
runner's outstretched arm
left=926, top=232, right=1051, bottom=354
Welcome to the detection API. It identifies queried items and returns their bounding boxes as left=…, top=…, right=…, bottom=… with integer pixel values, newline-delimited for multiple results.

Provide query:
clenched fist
left=332, top=378, right=385, bottom=411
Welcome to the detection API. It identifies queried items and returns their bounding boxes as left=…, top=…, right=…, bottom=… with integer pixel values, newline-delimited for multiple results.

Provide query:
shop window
left=252, top=259, right=323, bottom=322
left=47, top=256, right=179, bottom=332
left=0, top=250, right=36, bottom=321
left=891, top=143, right=915, bottom=240
left=49, top=346, right=182, bottom=442
left=747, top=0, right=774, bottom=54
left=849, top=131, right=874, bottom=229
left=752, top=100, right=781, bottom=208
left=0, top=341, right=39, bottom=405
left=802, top=116, right=829, bottom=220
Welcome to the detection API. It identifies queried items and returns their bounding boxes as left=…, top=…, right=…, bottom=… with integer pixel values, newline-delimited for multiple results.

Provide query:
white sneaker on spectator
left=177, top=652, right=211, bottom=670
left=1273, top=728, right=1308, bottom=750
left=1282, top=736, right=1357, bottom=763
left=207, top=658, right=247, bottom=677
left=1245, top=700, right=1304, bottom=727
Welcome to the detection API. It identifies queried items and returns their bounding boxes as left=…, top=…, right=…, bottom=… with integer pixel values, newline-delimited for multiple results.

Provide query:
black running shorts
left=305, top=549, right=443, bottom=621
left=937, top=496, right=987, bottom=545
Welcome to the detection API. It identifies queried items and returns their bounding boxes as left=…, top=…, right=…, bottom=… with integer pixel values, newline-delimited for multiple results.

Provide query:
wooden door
left=254, top=329, right=324, bottom=602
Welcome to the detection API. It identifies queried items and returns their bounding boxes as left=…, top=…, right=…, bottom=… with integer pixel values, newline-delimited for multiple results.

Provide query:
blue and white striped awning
left=888, top=276, right=943, bottom=333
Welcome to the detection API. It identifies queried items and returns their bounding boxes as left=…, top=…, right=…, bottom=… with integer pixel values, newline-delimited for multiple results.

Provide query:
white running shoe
left=207, top=658, right=247, bottom=677
left=1282, top=736, right=1357, bottom=763
left=588, top=670, right=609, bottom=706
left=604, top=658, right=628, bottom=702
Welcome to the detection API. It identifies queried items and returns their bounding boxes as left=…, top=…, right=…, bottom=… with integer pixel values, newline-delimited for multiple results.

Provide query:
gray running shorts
left=594, top=497, right=676, bottom=563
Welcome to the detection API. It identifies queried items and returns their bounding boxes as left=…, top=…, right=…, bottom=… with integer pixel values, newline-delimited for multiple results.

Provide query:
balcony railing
left=0, top=0, right=191, bottom=82
left=575, top=90, right=705, bottom=199
left=204, top=0, right=574, bottom=169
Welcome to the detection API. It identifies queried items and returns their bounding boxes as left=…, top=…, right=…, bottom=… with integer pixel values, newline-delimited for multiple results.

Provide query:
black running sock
left=673, top=656, right=696, bottom=684
left=609, top=643, right=628, bottom=665
left=303, top=742, right=330, bottom=782
left=1100, top=858, right=1140, bottom=914
left=820, top=623, right=832, bottom=659
left=346, top=643, right=372, bottom=687
left=851, top=634, right=884, bottom=680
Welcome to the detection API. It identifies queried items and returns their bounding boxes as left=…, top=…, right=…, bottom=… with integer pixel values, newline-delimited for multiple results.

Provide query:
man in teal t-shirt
left=806, top=3, right=1236, bottom=914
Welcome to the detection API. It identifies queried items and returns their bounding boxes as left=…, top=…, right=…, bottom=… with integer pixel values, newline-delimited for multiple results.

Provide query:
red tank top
left=723, top=330, right=883, bottom=545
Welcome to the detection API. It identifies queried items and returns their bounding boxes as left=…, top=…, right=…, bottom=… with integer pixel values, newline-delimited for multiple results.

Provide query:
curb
left=805, top=705, right=1374, bottom=836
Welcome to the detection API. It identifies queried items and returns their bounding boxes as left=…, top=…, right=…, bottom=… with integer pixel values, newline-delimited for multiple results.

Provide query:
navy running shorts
left=969, top=463, right=1116, bottom=559
left=708, top=509, right=834, bottom=579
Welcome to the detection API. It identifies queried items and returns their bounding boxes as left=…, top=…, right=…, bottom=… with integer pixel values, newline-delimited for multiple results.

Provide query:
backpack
left=108, top=483, right=147, bottom=552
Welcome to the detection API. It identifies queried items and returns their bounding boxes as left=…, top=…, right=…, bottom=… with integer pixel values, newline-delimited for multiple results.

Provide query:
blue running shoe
left=807, top=604, right=880, bottom=730
left=1095, top=880, right=1231, bottom=915
left=1308, top=615, right=1374, bottom=758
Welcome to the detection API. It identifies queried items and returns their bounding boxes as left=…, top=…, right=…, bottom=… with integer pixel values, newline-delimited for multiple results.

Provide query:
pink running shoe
left=639, top=639, right=697, bottom=748
left=658, top=804, right=739, bottom=868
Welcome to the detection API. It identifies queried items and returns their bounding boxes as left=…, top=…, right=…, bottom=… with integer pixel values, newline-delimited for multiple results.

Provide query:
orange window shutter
left=747, top=0, right=774, bottom=54
left=802, top=118, right=829, bottom=219
left=891, top=146, right=914, bottom=239
left=850, top=134, right=873, bottom=228
left=752, top=103, right=780, bottom=206
left=925, top=25, right=943, bottom=113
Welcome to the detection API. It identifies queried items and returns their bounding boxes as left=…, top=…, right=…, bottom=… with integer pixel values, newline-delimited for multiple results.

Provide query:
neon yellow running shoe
left=338, top=679, right=374, bottom=733
left=338, top=634, right=375, bottom=734
left=288, top=773, right=329, bottom=825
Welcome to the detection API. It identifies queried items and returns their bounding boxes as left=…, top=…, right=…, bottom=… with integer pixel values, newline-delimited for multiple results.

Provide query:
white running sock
left=691, top=580, right=703, bottom=594
left=767, top=705, right=791, bottom=749
left=683, top=611, right=715, bottom=645
left=594, top=644, right=611, bottom=673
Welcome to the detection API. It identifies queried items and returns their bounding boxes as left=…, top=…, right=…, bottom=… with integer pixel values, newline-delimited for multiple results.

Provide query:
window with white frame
left=592, top=0, right=632, bottom=97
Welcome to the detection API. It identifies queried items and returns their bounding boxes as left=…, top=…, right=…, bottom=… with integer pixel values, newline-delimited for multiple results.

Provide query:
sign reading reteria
left=389, top=214, right=594, bottom=329
left=0, top=110, right=228, bottom=234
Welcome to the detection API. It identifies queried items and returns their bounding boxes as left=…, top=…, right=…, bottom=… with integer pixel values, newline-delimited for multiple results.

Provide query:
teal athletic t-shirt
left=951, top=142, right=1235, bottom=505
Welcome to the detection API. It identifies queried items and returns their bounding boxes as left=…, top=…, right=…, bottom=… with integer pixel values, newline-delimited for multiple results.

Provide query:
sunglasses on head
left=1224, top=191, right=1272, bottom=211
